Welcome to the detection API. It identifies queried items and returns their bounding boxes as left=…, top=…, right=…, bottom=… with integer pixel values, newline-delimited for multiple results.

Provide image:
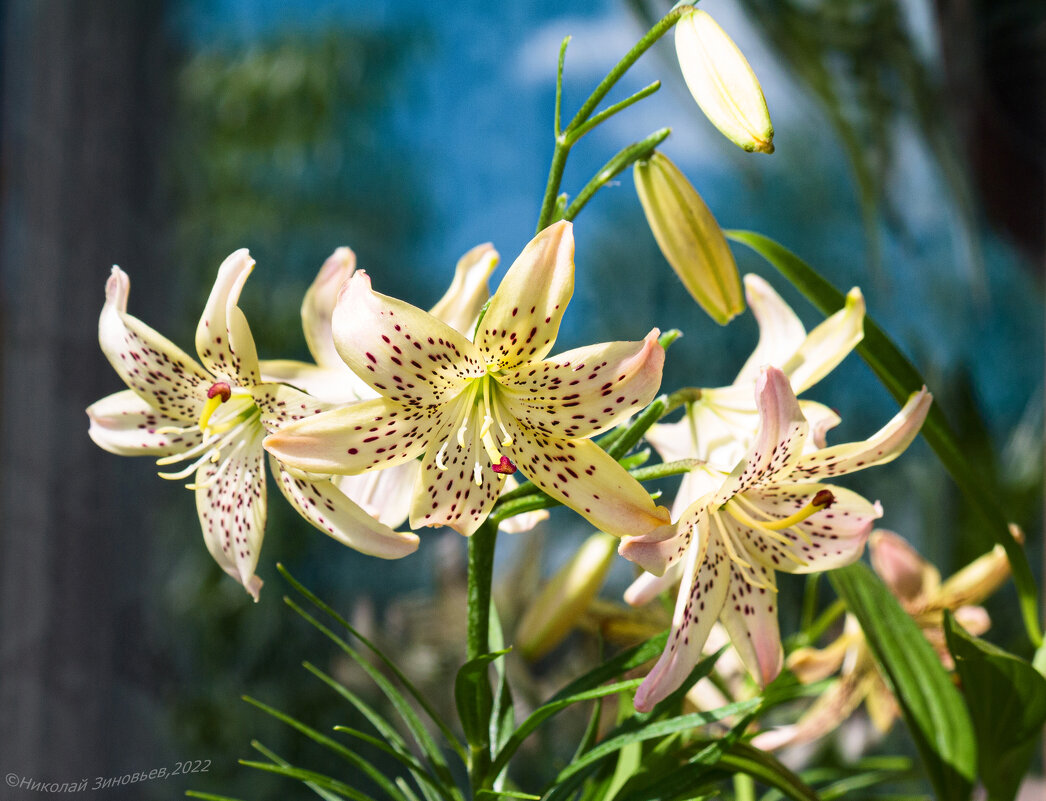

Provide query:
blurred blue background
left=1, top=0, right=1042, bottom=797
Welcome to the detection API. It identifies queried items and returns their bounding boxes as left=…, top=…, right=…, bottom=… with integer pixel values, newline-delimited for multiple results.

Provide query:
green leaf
left=727, top=230, right=1042, bottom=647
left=248, top=740, right=353, bottom=801
left=455, top=648, right=511, bottom=749
left=278, top=564, right=466, bottom=760
left=830, top=563, right=976, bottom=800
left=944, top=612, right=1046, bottom=801
left=475, top=792, right=542, bottom=801
left=185, top=793, right=248, bottom=801
left=239, top=758, right=376, bottom=801
left=718, top=743, right=819, bottom=801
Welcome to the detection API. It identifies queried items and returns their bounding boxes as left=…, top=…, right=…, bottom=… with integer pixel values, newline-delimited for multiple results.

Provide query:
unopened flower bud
left=634, top=151, right=744, bottom=324
left=675, top=9, right=774, bottom=154
left=516, top=532, right=617, bottom=660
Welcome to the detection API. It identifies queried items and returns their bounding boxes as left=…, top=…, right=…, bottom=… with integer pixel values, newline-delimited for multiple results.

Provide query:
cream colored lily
left=621, top=367, right=931, bottom=711
left=265, top=222, right=671, bottom=538
left=87, top=250, right=418, bottom=600
left=753, top=530, right=1012, bottom=751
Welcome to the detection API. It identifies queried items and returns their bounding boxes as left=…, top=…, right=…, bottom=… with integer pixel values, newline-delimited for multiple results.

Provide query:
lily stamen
left=713, top=514, right=776, bottom=591
left=198, top=381, right=232, bottom=433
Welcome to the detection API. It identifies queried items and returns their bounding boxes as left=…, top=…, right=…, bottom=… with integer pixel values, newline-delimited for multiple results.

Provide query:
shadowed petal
left=734, top=274, right=806, bottom=385
left=195, top=249, right=261, bottom=385
left=429, top=243, right=499, bottom=334
left=335, top=461, right=421, bottom=529
left=252, top=382, right=332, bottom=434
left=303, top=247, right=356, bottom=369
left=634, top=526, right=728, bottom=712
left=272, top=458, right=419, bottom=559
left=791, top=388, right=932, bottom=481
left=98, top=266, right=212, bottom=421
left=497, top=475, right=550, bottom=533
left=333, top=271, right=484, bottom=405
left=869, top=529, right=939, bottom=603
left=259, top=358, right=374, bottom=404
left=264, top=397, right=437, bottom=475
left=195, top=428, right=266, bottom=601
left=87, top=389, right=204, bottom=457
left=499, top=330, right=664, bottom=439
left=799, top=400, right=841, bottom=451
left=624, top=560, right=684, bottom=606
left=477, top=221, right=575, bottom=371
left=718, top=560, right=783, bottom=686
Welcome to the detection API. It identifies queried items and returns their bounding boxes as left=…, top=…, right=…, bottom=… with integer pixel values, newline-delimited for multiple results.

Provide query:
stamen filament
left=729, top=495, right=813, bottom=557
left=485, top=379, right=515, bottom=447
left=712, top=513, right=776, bottom=591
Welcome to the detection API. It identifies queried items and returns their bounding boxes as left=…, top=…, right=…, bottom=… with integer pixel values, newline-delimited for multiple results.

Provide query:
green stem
left=606, top=388, right=702, bottom=460
left=733, top=772, right=756, bottom=801
left=466, top=519, right=498, bottom=790
left=793, top=598, right=847, bottom=649
left=565, top=80, right=662, bottom=145
left=564, top=128, right=671, bottom=221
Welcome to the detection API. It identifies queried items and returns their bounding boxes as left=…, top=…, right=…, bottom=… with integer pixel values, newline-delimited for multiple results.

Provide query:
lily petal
left=619, top=495, right=711, bottom=576
left=725, top=483, right=879, bottom=573
left=932, top=543, right=1009, bottom=611
left=259, top=358, right=373, bottom=404
left=786, top=637, right=851, bottom=684
left=504, top=412, right=671, bottom=539
left=734, top=274, right=806, bottom=385
left=477, top=221, right=575, bottom=371
left=335, top=461, right=421, bottom=529
left=303, top=247, right=356, bottom=369
left=333, top=271, right=484, bottom=405
left=195, top=428, right=266, bottom=601
left=429, top=243, right=499, bottom=334
left=499, top=330, right=664, bottom=439
left=780, top=288, right=864, bottom=394
left=791, top=388, right=932, bottom=480
left=634, top=526, right=728, bottom=712
left=799, top=400, right=841, bottom=451
left=264, top=397, right=436, bottom=475
left=410, top=398, right=504, bottom=536
left=98, top=266, right=212, bottom=420
left=624, top=560, right=684, bottom=606
left=713, top=367, right=808, bottom=503
left=868, top=529, right=939, bottom=603
left=87, top=389, right=203, bottom=457
left=718, top=560, right=783, bottom=686
left=272, top=458, right=419, bottom=559
left=252, top=381, right=332, bottom=434
left=195, top=249, right=261, bottom=385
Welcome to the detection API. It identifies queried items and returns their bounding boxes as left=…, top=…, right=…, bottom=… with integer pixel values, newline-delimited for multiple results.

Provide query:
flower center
left=434, top=374, right=517, bottom=485
left=198, top=381, right=232, bottom=434
left=722, top=489, right=834, bottom=533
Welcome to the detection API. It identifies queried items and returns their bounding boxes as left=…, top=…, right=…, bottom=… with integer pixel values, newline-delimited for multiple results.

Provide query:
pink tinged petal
left=504, top=414, right=671, bottom=539
left=195, top=430, right=267, bottom=601
left=429, top=243, right=499, bottom=334
left=476, top=221, right=575, bottom=371
left=272, top=458, right=419, bottom=559
left=951, top=605, right=991, bottom=637
left=780, top=288, right=865, bottom=394
left=619, top=496, right=711, bottom=576
left=799, top=400, right=841, bottom=451
left=410, top=399, right=505, bottom=536
left=98, top=266, right=213, bottom=421
left=869, top=529, right=939, bottom=603
left=634, top=526, right=729, bottom=712
left=718, top=559, right=783, bottom=686
left=335, top=461, right=421, bottom=529
left=624, top=560, right=684, bottom=606
left=333, top=271, right=484, bottom=405
left=752, top=673, right=868, bottom=751
left=259, top=359, right=375, bottom=404
left=726, top=483, right=879, bottom=574
left=263, top=397, right=437, bottom=475
left=195, top=249, right=261, bottom=386
left=734, top=274, right=807, bottom=385
left=499, top=330, right=665, bottom=440
left=252, top=382, right=332, bottom=435
left=303, top=247, right=356, bottom=369
left=790, top=387, right=932, bottom=481
left=713, top=366, right=809, bottom=503
left=87, top=389, right=204, bottom=457
left=645, top=417, right=697, bottom=465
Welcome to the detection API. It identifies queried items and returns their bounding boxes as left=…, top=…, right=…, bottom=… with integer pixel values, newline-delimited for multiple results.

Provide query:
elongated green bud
left=675, top=9, right=774, bottom=154
left=634, top=151, right=744, bottom=324
left=516, top=532, right=617, bottom=660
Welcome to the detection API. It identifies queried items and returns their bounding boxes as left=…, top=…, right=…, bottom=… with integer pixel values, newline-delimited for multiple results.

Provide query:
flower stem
left=466, top=518, right=498, bottom=790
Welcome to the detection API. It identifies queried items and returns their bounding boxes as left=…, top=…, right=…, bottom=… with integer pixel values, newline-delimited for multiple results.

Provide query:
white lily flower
left=87, top=250, right=418, bottom=600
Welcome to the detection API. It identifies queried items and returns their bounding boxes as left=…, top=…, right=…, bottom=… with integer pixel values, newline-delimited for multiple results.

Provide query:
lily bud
left=516, top=532, right=617, bottom=660
left=675, top=9, right=774, bottom=154
left=634, top=151, right=744, bottom=324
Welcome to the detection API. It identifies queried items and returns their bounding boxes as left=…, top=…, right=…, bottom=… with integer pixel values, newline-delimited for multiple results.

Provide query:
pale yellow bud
left=634, top=151, right=744, bottom=324
left=675, top=9, right=774, bottom=154
left=515, top=532, right=617, bottom=660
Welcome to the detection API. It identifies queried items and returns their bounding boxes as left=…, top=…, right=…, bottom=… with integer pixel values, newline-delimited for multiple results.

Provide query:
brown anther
left=812, top=489, right=835, bottom=509
left=207, top=382, right=232, bottom=402
left=492, top=456, right=517, bottom=475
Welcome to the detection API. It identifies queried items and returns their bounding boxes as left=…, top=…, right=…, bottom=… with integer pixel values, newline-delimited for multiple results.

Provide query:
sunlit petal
left=633, top=527, right=728, bottom=712
left=272, top=458, right=419, bottom=559
left=98, top=266, right=212, bottom=421
left=476, top=221, right=575, bottom=370
left=303, top=247, right=356, bottom=369
left=791, top=388, right=932, bottom=481
left=264, top=397, right=437, bottom=475
left=799, top=400, right=841, bottom=451
left=195, top=249, right=261, bottom=385
left=718, top=560, right=783, bottom=686
left=252, top=381, right=332, bottom=434
left=429, top=243, right=499, bottom=334
left=333, top=271, right=484, bottom=405
left=87, top=389, right=204, bottom=457
left=499, top=330, right=664, bottom=439
left=619, top=496, right=711, bottom=576
left=780, top=287, right=864, bottom=394
left=259, top=358, right=374, bottom=404
left=734, top=274, right=806, bottom=385
left=195, top=428, right=266, bottom=601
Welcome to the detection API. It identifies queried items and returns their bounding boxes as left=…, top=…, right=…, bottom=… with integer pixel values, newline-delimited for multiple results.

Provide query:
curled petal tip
left=105, top=266, right=130, bottom=311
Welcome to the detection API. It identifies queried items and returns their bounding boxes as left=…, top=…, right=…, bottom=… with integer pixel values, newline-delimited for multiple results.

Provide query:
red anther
left=207, top=382, right=232, bottom=402
left=812, top=489, right=835, bottom=508
left=492, top=456, right=517, bottom=475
